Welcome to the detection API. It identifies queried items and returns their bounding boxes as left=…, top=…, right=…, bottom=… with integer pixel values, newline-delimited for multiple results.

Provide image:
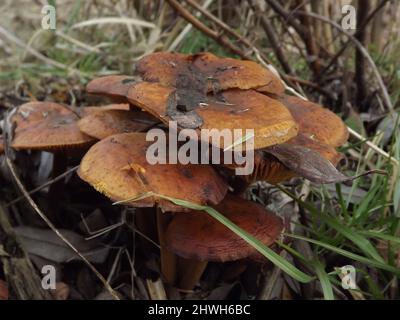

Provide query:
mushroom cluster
left=3, top=52, right=348, bottom=290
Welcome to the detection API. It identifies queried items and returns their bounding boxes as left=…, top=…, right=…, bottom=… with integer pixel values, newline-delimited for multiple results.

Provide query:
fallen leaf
left=14, top=226, right=109, bottom=263
left=264, top=143, right=385, bottom=184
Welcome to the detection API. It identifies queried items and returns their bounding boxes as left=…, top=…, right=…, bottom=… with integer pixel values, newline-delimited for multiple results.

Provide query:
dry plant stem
left=177, top=257, right=208, bottom=291
left=316, top=0, right=389, bottom=81
left=265, top=0, right=321, bottom=74
left=294, top=11, right=394, bottom=114
left=355, top=0, right=370, bottom=108
left=0, top=204, right=52, bottom=300
left=255, top=8, right=294, bottom=75
left=5, top=166, right=79, bottom=208
left=183, top=0, right=272, bottom=64
left=156, top=209, right=177, bottom=284
left=2, top=113, right=120, bottom=301
left=165, top=0, right=250, bottom=59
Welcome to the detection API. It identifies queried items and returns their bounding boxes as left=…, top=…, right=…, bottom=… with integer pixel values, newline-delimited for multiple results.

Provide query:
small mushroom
left=166, top=194, right=283, bottom=262
left=164, top=194, right=283, bottom=289
left=77, top=109, right=158, bottom=140
left=78, top=132, right=228, bottom=212
left=11, top=102, right=95, bottom=151
left=127, top=82, right=298, bottom=150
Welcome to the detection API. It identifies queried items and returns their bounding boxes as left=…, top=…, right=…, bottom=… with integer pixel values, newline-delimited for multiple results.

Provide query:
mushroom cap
left=86, top=76, right=141, bottom=102
left=127, top=82, right=298, bottom=150
left=11, top=102, right=95, bottom=151
left=77, top=109, right=158, bottom=140
left=165, top=194, right=283, bottom=262
left=78, top=132, right=228, bottom=212
left=136, top=52, right=285, bottom=95
left=280, top=95, right=349, bottom=147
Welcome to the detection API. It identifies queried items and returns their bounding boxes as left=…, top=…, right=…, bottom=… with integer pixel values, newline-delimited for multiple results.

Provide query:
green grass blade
left=285, top=233, right=400, bottom=275
left=114, top=192, right=314, bottom=283
left=313, top=261, right=335, bottom=300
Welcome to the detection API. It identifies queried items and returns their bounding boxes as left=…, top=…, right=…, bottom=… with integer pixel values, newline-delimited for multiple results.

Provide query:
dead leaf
left=14, top=226, right=109, bottom=263
left=264, top=143, right=385, bottom=184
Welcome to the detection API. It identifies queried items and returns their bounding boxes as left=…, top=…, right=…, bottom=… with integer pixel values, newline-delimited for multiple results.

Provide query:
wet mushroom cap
left=78, top=109, right=158, bottom=140
left=165, top=194, right=283, bottom=262
left=127, top=82, right=298, bottom=150
left=78, top=132, right=228, bottom=212
left=280, top=95, right=349, bottom=148
left=136, top=52, right=285, bottom=95
left=11, top=102, right=95, bottom=151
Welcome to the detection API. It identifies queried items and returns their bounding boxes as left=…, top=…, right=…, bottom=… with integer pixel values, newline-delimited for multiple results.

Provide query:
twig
left=5, top=165, right=79, bottom=208
left=184, top=0, right=272, bottom=64
left=265, top=0, right=321, bottom=74
left=2, top=112, right=120, bottom=301
left=255, top=6, right=294, bottom=75
left=316, top=0, right=390, bottom=81
left=293, top=11, right=394, bottom=114
left=355, top=0, right=370, bottom=109
left=165, top=0, right=249, bottom=59
left=168, top=0, right=214, bottom=51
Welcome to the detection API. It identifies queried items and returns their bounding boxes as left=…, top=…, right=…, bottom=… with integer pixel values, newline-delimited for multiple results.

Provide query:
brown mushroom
left=225, top=95, right=347, bottom=185
left=78, top=132, right=228, bottom=212
left=127, top=82, right=298, bottom=150
left=77, top=109, right=158, bottom=140
left=280, top=95, right=349, bottom=148
left=136, top=52, right=285, bottom=95
left=166, top=194, right=283, bottom=262
left=11, top=102, right=95, bottom=151
left=164, top=194, right=283, bottom=289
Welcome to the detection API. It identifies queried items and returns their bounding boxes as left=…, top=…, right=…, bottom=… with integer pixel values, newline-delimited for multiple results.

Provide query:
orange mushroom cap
left=86, top=76, right=140, bottom=102
left=77, top=109, right=158, bottom=140
left=280, top=95, right=349, bottom=148
left=136, top=52, right=285, bottom=95
left=127, top=82, right=298, bottom=150
left=165, top=194, right=283, bottom=262
left=78, top=132, right=228, bottom=212
left=11, top=102, right=95, bottom=151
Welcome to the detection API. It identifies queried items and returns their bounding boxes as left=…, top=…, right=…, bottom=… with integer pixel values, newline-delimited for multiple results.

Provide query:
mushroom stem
left=156, top=209, right=177, bottom=284
left=48, top=151, right=68, bottom=222
left=177, top=258, right=208, bottom=291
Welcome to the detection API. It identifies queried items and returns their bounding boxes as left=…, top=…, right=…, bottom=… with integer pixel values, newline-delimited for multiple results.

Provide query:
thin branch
left=5, top=165, right=79, bottom=208
left=165, top=0, right=250, bottom=59
left=293, top=10, right=394, bottom=114
left=316, top=0, right=390, bottom=81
